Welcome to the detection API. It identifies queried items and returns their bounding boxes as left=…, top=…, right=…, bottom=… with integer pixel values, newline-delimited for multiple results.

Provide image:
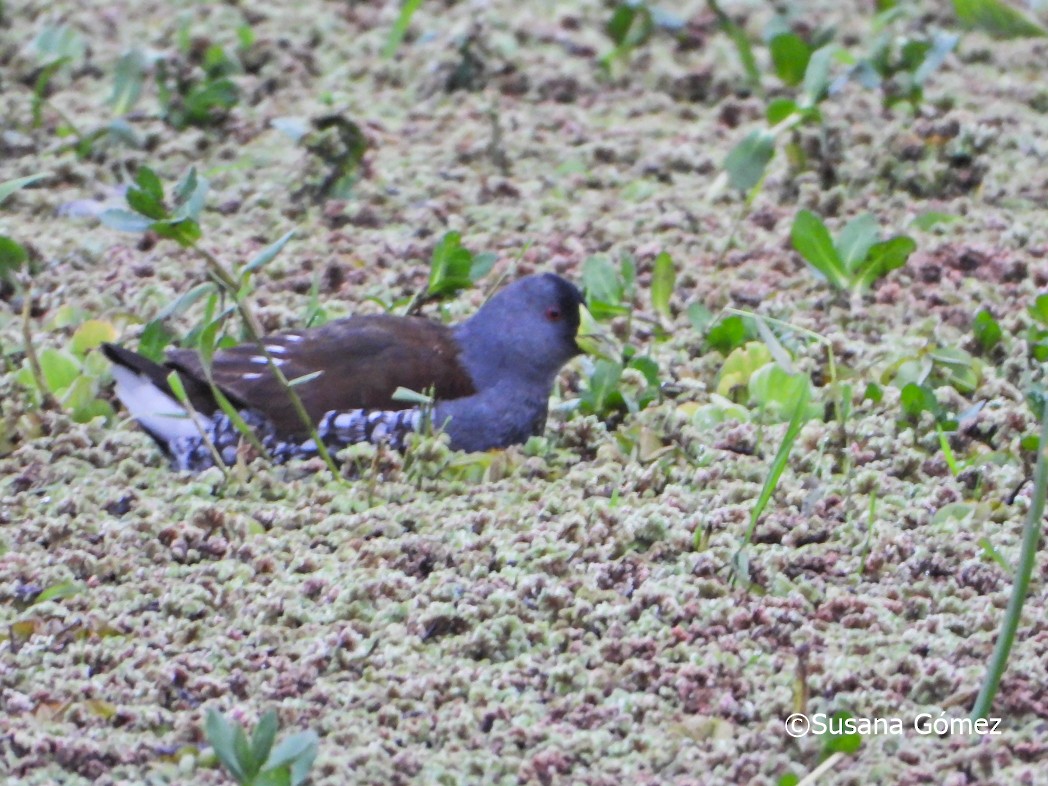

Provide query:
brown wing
left=165, top=315, right=475, bottom=437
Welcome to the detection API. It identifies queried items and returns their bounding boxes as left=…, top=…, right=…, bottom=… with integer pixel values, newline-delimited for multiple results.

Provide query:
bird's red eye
left=545, top=306, right=562, bottom=321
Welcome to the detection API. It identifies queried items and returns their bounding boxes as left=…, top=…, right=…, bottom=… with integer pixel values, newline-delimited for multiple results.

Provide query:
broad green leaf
left=822, top=712, right=863, bottom=755
left=243, top=230, right=295, bottom=277
left=0, top=236, right=28, bottom=280
left=70, top=320, right=117, bottom=355
left=134, top=167, right=164, bottom=204
left=206, top=710, right=247, bottom=782
left=706, top=315, right=748, bottom=354
left=33, top=24, right=86, bottom=63
left=582, top=255, right=628, bottom=318
left=791, top=210, right=846, bottom=288
left=749, top=363, right=818, bottom=422
left=126, top=188, right=166, bottom=221
left=766, top=98, right=799, bottom=125
left=64, top=376, right=115, bottom=422
left=1030, top=294, right=1048, bottom=325
left=952, top=0, right=1048, bottom=37
left=0, top=172, right=51, bottom=207
left=650, top=251, right=675, bottom=319
left=853, top=235, right=916, bottom=291
left=802, top=45, right=837, bottom=105
left=39, top=348, right=80, bottom=392
left=427, top=231, right=475, bottom=296
left=717, top=341, right=773, bottom=398
left=900, top=382, right=939, bottom=421
left=469, top=251, right=497, bottom=282
left=835, top=213, right=881, bottom=273
left=109, top=50, right=146, bottom=115
left=723, top=129, right=775, bottom=193
left=769, top=32, right=811, bottom=86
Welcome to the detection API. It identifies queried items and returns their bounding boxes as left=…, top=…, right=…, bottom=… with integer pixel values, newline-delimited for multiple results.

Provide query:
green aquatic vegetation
left=574, top=253, right=666, bottom=419
left=791, top=210, right=916, bottom=296
left=205, top=709, right=318, bottom=786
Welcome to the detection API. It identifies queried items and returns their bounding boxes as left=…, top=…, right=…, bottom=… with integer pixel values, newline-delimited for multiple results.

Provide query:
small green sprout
left=972, top=309, right=1002, bottom=354
left=205, top=709, right=318, bottom=786
left=791, top=210, right=916, bottom=296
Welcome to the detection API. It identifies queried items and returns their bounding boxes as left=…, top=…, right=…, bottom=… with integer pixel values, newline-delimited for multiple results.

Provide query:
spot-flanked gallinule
left=103, top=273, right=585, bottom=470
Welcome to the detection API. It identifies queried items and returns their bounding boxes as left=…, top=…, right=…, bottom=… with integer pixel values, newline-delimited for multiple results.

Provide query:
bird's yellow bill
left=575, top=304, right=618, bottom=361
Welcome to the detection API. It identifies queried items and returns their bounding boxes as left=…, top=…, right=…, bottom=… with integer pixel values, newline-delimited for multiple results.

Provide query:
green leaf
left=791, top=210, right=846, bottom=289
left=853, top=235, right=916, bottom=291
left=744, top=372, right=810, bottom=543
left=579, top=359, right=624, bottom=416
left=802, top=45, right=837, bottom=105
left=0, top=236, right=28, bottom=280
left=723, top=129, right=775, bottom=193
left=171, top=168, right=209, bottom=222
left=911, top=211, right=961, bottom=231
left=1029, top=294, right=1048, bottom=326
left=206, top=711, right=247, bottom=782
left=766, top=98, right=799, bottom=125
left=834, top=213, right=881, bottom=273
left=249, top=711, right=279, bottom=778
left=33, top=579, right=85, bottom=605
left=383, top=0, right=423, bottom=58
left=769, top=32, right=811, bottom=86
left=952, top=0, right=1048, bottom=38
left=709, top=0, right=762, bottom=94
left=973, top=309, right=1002, bottom=353
left=900, top=382, right=938, bottom=421
left=153, top=219, right=203, bottom=247
left=650, top=251, right=675, bottom=319
left=265, top=730, right=319, bottom=786
left=99, top=208, right=154, bottom=233
left=606, top=2, right=654, bottom=48
left=469, top=251, right=497, bottom=282
left=243, top=230, right=295, bottom=277
left=706, top=315, right=748, bottom=354
left=717, top=341, right=773, bottom=399
left=38, top=348, right=80, bottom=393
left=70, top=320, right=118, bottom=355
left=134, top=167, right=164, bottom=204
left=33, top=24, right=85, bottom=63
left=427, top=231, right=475, bottom=297
left=0, top=172, right=51, bottom=207
left=126, top=188, right=166, bottom=221
left=109, top=50, right=146, bottom=115
left=822, top=712, right=863, bottom=755
left=582, top=255, right=630, bottom=319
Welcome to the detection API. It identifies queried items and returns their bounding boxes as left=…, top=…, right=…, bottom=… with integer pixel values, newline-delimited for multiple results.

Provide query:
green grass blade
left=971, top=399, right=1048, bottom=719
left=743, top=374, right=811, bottom=546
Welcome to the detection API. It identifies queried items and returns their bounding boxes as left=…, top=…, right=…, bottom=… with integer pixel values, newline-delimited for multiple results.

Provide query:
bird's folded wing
left=165, top=315, right=476, bottom=436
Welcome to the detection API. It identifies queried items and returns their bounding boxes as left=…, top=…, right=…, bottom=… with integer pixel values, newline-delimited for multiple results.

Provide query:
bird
left=103, top=273, right=585, bottom=471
